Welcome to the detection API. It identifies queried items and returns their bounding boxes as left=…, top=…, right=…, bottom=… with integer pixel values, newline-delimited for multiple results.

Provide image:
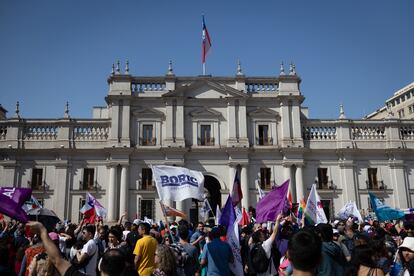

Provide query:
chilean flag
left=80, top=193, right=107, bottom=224
left=202, top=15, right=212, bottom=64
left=230, top=166, right=243, bottom=207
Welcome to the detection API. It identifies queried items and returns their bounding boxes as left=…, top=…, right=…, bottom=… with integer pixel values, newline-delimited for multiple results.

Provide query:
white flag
left=199, top=199, right=212, bottom=220
left=152, top=165, right=205, bottom=201
left=227, top=213, right=244, bottom=276
left=337, top=201, right=363, bottom=223
left=255, top=179, right=266, bottom=199
left=215, top=205, right=221, bottom=225
left=304, top=184, right=328, bottom=224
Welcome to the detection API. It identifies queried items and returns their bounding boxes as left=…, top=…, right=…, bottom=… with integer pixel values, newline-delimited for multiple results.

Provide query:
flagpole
left=204, top=198, right=216, bottom=222
left=159, top=200, right=176, bottom=244
left=203, top=63, right=206, bottom=76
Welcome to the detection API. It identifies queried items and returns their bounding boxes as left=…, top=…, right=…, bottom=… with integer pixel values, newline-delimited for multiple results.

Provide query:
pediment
left=248, top=107, right=280, bottom=118
left=190, top=107, right=222, bottom=119
left=163, top=80, right=248, bottom=99
left=132, top=107, right=165, bottom=119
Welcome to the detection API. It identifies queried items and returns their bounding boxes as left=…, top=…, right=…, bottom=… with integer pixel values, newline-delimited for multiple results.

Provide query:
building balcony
left=139, top=137, right=157, bottom=146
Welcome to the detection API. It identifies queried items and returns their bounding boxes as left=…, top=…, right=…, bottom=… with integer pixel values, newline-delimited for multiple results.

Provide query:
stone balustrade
left=24, top=125, right=58, bottom=140
left=400, top=125, right=414, bottom=140
left=132, top=82, right=166, bottom=92
left=73, top=124, right=109, bottom=141
left=302, top=125, right=337, bottom=140
left=351, top=125, right=385, bottom=140
left=0, top=124, right=7, bottom=140
left=0, top=119, right=110, bottom=149
left=245, top=82, right=278, bottom=92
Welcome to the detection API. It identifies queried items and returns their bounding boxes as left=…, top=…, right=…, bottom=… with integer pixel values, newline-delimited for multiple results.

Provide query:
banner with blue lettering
left=152, top=165, right=205, bottom=201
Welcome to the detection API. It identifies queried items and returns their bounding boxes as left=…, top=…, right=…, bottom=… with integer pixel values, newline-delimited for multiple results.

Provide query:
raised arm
left=27, top=221, right=71, bottom=276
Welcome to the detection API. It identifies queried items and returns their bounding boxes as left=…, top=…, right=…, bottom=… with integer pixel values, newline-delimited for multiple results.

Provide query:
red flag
left=240, top=207, right=250, bottom=226
left=202, top=15, right=212, bottom=64
left=230, top=166, right=243, bottom=207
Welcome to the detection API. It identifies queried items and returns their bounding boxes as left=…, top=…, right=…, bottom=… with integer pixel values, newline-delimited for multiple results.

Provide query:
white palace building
left=1, top=61, right=414, bottom=223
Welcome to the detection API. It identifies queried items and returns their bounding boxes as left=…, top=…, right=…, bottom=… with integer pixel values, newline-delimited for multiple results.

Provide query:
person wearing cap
left=332, top=229, right=351, bottom=262
left=398, top=237, right=414, bottom=275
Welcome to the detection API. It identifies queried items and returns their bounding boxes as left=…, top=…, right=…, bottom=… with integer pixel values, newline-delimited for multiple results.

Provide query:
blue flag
left=218, top=195, right=235, bottom=229
left=368, top=192, right=405, bottom=221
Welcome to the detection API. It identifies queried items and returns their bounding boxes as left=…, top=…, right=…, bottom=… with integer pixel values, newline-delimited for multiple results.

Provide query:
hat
left=133, top=219, right=141, bottom=225
left=400, top=237, right=414, bottom=252
left=333, top=220, right=340, bottom=226
left=333, top=229, right=339, bottom=235
left=48, top=232, right=59, bottom=241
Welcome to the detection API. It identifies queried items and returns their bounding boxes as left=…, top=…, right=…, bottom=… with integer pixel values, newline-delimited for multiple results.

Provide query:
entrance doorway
left=190, top=175, right=222, bottom=225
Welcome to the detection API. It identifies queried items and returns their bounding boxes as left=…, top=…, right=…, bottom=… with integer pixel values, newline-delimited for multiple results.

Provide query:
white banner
left=152, top=165, right=205, bottom=201
left=305, top=184, right=328, bottom=224
left=337, top=201, right=363, bottom=223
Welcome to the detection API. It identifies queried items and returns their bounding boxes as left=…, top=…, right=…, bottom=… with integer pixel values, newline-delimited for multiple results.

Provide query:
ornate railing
left=23, top=125, right=58, bottom=140
left=351, top=125, right=385, bottom=140
left=246, top=82, right=278, bottom=92
left=302, top=125, right=337, bottom=140
left=132, top=82, right=166, bottom=92
left=0, top=124, right=7, bottom=140
left=73, top=125, right=109, bottom=141
left=401, top=126, right=414, bottom=140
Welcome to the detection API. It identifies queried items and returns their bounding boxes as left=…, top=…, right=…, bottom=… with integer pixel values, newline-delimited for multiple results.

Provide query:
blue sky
left=0, top=0, right=413, bottom=119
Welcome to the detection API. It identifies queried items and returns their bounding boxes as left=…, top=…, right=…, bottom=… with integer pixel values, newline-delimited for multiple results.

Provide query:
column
left=340, top=161, right=357, bottom=205
left=227, top=101, right=236, bottom=140
left=165, top=101, right=174, bottom=140
left=280, top=100, right=291, bottom=146
left=107, top=166, right=117, bottom=222
left=119, top=165, right=129, bottom=217
left=295, top=165, right=304, bottom=201
left=120, top=100, right=130, bottom=146
left=228, top=166, right=236, bottom=192
left=390, top=162, right=409, bottom=208
left=110, top=102, right=120, bottom=145
left=241, top=166, right=249, bottom=209
left=284, top=165, right=293, bottom=198
left=54, top=163, right=69, bottom=219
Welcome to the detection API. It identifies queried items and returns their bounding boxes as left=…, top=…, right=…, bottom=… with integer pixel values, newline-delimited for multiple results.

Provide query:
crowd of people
left=1, top=209, right=414, bottom=276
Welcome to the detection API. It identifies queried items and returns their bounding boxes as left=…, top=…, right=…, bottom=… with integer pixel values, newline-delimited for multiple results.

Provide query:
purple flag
left=255, top=180, right=289, bottom=223
left=0, top=187, right=32, bottom=222
left=218, top=195, right=235, bottom=229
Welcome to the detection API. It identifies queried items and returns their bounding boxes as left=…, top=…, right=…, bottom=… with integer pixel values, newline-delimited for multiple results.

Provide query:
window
left=396, top=98, right=400, bottom=105
left=141, top=168, right=153, bottom=190
left=260, top=168, right=272, bottom=189
left=398, top=109, right=405, bottom=118
left=407, top=93, right=411, bottom=99
left=199, top=125, right=213, bottom=145
left=409, top=106, right=413, bottom=114
left=31, top=168, right=43, bottom=190
left=81, top=168, right=95, bottom=190
left=367, top=168, right=378, bottom=189
left=140, top=200, right=153, bottom=220
left=141, top=124, right=155, bottom=146
left=317, top=168, right=329, bottom=189
left=257, top=125, right=270, bottom=145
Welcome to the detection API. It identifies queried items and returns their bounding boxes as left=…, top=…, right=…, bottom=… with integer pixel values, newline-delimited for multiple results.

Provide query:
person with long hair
left=151, top=245, right=177, bottom=276
left=346, top=244, right=385, bottom=276
left=397, top=237, right=414, bottom=276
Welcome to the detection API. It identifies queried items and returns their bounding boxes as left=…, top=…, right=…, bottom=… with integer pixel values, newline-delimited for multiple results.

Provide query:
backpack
left=169, top=243, right=195, bottom=268
left=250, top=242, right=271, bottom=273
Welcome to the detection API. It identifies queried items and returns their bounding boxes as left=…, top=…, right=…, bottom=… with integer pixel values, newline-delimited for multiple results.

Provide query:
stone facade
left=1, top=63, right=414, bottom=223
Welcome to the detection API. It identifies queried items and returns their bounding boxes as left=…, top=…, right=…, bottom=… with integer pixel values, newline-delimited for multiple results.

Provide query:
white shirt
left=257, top=237, right=277, bottom=276
left=80, top=239, right=98, bottom=276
